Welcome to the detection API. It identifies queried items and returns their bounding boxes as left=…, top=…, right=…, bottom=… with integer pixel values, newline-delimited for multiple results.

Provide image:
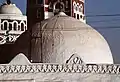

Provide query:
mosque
left=0, top=0, right=119, bottom=82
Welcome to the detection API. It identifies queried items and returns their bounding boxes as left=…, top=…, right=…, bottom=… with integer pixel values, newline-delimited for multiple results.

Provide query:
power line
left=38, top=26, right=120, bottom=31
left=86, top=14, right=120, bottom=17
left=88, top=19, right=120, bottom=23
left=93, top=26, right=120, bottom=29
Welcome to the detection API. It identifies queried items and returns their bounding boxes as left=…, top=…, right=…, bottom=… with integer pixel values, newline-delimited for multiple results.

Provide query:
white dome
left=0, top=3, right=22, bottom=15
left=36, top=12, right=113, bottom=64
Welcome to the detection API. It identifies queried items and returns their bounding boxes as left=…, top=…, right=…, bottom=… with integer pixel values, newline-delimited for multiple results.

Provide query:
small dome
left=0, top=3, right=22, bottom=15
left=0, top=12, right=114, bottom=64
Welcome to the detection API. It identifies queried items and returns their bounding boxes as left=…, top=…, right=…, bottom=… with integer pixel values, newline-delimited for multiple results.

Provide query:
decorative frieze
left=0, top=64, right=120, bottom=74
left=0, top=34, right=20, bottom=44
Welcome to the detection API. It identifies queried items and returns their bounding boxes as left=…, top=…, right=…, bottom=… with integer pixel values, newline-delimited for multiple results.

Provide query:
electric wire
left=86, top=14, right=120, bottom=17
left=88, top=18, right=120, bottom=23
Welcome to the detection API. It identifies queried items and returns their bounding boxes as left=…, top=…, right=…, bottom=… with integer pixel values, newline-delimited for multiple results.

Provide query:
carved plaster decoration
left=66, top=54, right=84, bottom=64
left=0, top=64, right=119, bottom=74
left=0, top=34, right=20, bottom=44
left=0, top=36, right=6, bottom=44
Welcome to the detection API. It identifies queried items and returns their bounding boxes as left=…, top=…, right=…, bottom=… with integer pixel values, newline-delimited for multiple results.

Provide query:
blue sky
left=0, top=0, right=120, bottom=63
left=0, top=0, right=26, bottom=14
left=85, top=0, right=120, bottom=63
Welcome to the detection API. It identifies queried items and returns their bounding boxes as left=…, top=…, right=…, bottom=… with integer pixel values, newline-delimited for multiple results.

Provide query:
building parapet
left=0, top=64, right=119, bottom=74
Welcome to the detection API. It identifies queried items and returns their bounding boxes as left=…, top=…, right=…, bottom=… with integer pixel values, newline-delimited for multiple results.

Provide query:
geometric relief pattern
left=0, top=64, right=120, bottom=74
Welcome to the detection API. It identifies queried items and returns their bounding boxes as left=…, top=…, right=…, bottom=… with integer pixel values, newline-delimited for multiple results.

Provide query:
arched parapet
left=1, top=20, right=9, bottom=30
left=0, top=19, right=27, bottom=32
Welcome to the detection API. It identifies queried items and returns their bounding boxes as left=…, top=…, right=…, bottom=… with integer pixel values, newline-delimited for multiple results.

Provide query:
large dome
left=1, top=12, right=113, bottom=64
left=0, top=3, right=22, bottom=15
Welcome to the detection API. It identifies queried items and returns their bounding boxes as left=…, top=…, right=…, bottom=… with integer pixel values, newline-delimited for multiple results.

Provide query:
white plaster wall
left=0, top=72, right=119, bottom=82
left=45, top=12, right=54, bottom=19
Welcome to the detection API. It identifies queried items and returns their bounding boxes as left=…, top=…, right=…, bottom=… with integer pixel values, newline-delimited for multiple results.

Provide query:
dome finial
left=6, top=0, right=11, bottom=5
left=58, top=12, right=67, bottom=16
